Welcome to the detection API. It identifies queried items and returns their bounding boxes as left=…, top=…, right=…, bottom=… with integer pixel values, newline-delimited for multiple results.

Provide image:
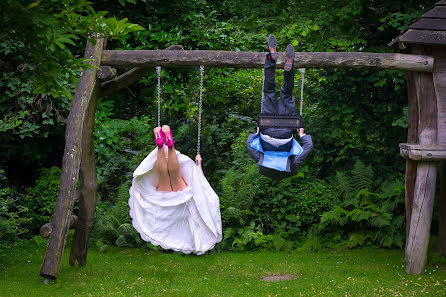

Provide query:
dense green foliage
left=21, top=167, right=62, bottom=234
left=93, top=180, right=152, bottom=251
left=0, top=0, right=439, bottom=253
left=218, top=134, right=334, bottom=251
left=0, top=170, right=30, bottom=245
left=0, top=0, right=143, bottom=184
left=303, top=160, right=406, bottom=250
left=93, top=99, right=152, bottom=201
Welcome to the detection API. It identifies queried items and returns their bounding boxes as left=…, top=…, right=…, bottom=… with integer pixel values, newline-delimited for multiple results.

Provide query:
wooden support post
left=69, top=76, right=100, bottom=267
left=406, top=162, right=437, bottom=273
left=404, top=71, right=419, bottom=245
left=406, top=46, right=438, bottom=274
left=440, top=161, right=446, bottom=257
left=40, top=36, right=104, bottom=280
left=433, top=46, right=446, bottom=257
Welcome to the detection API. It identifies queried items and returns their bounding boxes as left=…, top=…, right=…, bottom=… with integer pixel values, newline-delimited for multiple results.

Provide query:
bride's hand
left=195, top=154, right=202, bottom=165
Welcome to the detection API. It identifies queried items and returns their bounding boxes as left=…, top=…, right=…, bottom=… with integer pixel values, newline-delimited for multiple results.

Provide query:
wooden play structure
left=40, top=1, right=446, bottom=282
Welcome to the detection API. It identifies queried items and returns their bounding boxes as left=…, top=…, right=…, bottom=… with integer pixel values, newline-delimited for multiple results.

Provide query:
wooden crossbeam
left=400, top=143, right=446, bottom=161
left=101, top=50, right=434, bottom=72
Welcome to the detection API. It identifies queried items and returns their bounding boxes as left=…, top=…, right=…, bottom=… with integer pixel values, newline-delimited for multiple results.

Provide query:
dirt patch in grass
left=260, top=274, right=298, bottom=282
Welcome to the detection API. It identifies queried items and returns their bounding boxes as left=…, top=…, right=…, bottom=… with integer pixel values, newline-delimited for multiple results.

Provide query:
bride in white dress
left=128, top=125, right=222, bottom=254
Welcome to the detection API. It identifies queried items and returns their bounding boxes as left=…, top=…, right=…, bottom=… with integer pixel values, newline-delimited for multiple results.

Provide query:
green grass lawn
left=1, top=239, right=446, bottom=297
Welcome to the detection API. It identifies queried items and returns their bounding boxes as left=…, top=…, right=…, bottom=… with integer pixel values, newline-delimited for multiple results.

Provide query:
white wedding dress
left=128, top=147, right=222, bottom=254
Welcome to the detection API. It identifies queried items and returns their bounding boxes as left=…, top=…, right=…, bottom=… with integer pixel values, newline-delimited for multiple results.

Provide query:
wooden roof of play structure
left=389, top=0, right=446, bottom=48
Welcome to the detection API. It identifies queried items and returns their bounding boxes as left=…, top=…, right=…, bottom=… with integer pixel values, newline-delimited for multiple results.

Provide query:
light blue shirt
left=249, top=133, right=303, bottom=172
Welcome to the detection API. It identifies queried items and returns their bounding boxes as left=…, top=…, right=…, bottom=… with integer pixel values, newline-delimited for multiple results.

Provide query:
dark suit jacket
left=246, top=133, right=313, bottom=180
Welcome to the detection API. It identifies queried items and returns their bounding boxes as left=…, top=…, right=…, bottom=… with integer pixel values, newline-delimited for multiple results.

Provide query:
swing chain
left=299, top=68, right=305, bottom=116
left=197, top=65, right=204, bottom=156
left=261, top=68, right=265, bottom=113
left=156, top=66, right=161, bottom=127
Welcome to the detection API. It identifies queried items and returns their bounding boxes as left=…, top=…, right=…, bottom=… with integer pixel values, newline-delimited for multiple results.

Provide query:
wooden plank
left=434, top=73, right=446, bottom=145
left=99, top=45, right=184, bottom=97
left=422, top=6, right=446, bottom=18
left=406, top=45, right=439, bottom=274
left=400, top=147, right=446, bottom=160
left=409, top=18, right=446, bottom=31
left=406, top=162, right=437, bottom=274
left=69, top=80, right=100, bottom=267
left=404, top=71, right=418, bottom=245
left=40, top=37, right=104, bottom=280
left=406, top=71, right=419, bottom=143
left=96, top=66, right=116, bottom=81
left=400, top=143, right=446, bottom=150
left=100, top=50, right=434, bottom=72
left=398, top=29, right=446, bottom=46
left=405, top=160, right=417, bottom=249
left=433, top=47, right=446, bottom=145
left=440, top=161, right=446, bottom=257
left=100, top=66, right=153, bottom=97
left=258, top=114, right=302, bottom=129
left=400, top=142, right=446, bottom=161
left=39, top=215, right=78, bottom=238
left=433, top=46, right=446, bottom=72
left=414, top=72, right=437, bottom=145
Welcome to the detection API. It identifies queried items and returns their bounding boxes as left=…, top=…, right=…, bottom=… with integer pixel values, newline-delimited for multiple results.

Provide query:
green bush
left=22, top=166, right=61, bottom=234
left=92, top=181, right=157, bottom=252
left=218, top=134, right=334, bottom=251
left=94, top=99, right=153, bottom=202
left=0, top=170, right=31, bottom=245
left=305, top=160, right=405, bottom=250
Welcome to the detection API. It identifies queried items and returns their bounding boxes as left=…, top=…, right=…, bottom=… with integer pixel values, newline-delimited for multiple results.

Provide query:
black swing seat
left=257, top=113, right=303, bottom=129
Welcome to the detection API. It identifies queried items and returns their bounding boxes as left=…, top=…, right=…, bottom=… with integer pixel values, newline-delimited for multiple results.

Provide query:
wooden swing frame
left=40, top=1, right=446, bottom=282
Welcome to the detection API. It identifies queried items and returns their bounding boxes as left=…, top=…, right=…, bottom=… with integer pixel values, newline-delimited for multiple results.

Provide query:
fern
left=334, top=160, right=374, bottom=204
left=351, top=160, right=374, bottom=192
left=310, top=162, right=406, bottom=249
left=92, top=181, right=157, bottom=251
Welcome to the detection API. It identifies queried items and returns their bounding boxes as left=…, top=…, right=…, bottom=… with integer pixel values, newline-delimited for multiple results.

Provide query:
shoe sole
left=284, top=44, right=295, bottom=71
left=268, top=35, right=279, bottom=60
left=161, top=125, right=174, bottom=148
left=153, top=127, right=164, bottom=147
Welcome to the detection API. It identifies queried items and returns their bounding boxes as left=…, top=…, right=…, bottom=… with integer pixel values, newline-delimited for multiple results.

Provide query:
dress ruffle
left=128, top=147, right=222, bottom=254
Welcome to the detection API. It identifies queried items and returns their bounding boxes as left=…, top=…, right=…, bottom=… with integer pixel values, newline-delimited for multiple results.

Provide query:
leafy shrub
left=94, top=99, right=153, bottom=202
left=305, top=160, right=405, bottom=250
left=22, top=166, right=62, bottom=234
left=92, top=181, right=157, bottom=252
left=218, top=134, right=334, bottom=251
left=0, top=170, right=31, bottom=245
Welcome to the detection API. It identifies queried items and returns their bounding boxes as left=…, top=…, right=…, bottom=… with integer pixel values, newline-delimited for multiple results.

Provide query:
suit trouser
left=260, top=56, right=295, bottom=150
